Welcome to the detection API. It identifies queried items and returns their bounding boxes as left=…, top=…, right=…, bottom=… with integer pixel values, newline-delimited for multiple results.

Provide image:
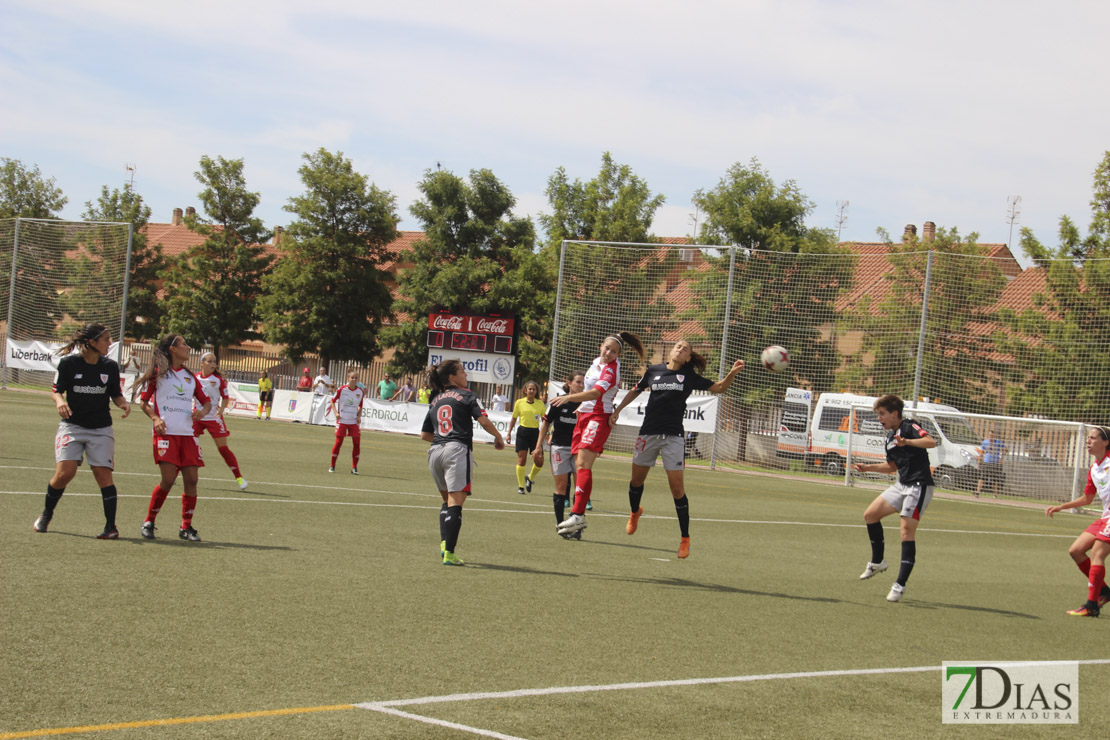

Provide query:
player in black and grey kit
left=420, top=359, right=505, bottom=566
left=533, top=372, right=585, bottom=538
left=610, top=340, right=745, bottom=558
left=852, top=394, right=937, bottom=603
left=34, top=323, right=131, bottom=539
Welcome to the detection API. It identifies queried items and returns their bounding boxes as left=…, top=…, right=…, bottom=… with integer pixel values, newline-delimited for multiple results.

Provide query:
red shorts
left=194, top=417, right=230, bottom=439
left=571, top=412, right=612, bottom=455
left=153, top=434, right=205, bottom=468
left=1084, top=517, right=1110, bottom=542
left=335, top=423, right=361, bottom=439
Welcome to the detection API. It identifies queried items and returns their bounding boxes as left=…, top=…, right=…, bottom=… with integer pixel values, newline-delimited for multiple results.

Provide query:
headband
left=608, top=334, right=624, bottom=348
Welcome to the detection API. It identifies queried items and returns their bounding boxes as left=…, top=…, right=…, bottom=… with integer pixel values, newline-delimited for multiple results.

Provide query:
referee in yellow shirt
left=506, top=381, right=545, bottom=494
left=256, top=371, right=274, bottom=420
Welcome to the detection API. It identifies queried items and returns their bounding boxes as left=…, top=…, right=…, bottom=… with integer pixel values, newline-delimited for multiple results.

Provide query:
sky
left=2, top=1, right=1108, bottom=262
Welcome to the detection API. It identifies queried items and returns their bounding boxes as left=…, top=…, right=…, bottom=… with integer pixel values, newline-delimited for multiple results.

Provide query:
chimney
left=923, top=221, right=936, bottom=243
left=185, top=206, right=196, bottom=219
left=273, top=226, right=284, bottom=245
left=172, top=208, right=183, bottom=226
left=902, top=224, right=918, bottom=242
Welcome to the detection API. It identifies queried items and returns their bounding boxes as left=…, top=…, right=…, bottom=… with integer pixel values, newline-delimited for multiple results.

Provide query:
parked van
left=778, top=389, right=982, bottom=489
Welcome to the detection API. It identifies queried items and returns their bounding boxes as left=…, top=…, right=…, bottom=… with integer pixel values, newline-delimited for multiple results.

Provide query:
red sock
left=182, top=494, right=197, bottom=528
left=146, top=485, right=169, bottom=523
left=1077, top=557, right=1091, bottom=577
left=218, top=446, right=241, bottom=478
left=352, top=436, right=361, bottom=468
left=1088, top=564, right=1106, bottom=604
left=330, top=438, right=342, bottom=467
left=572, top=469, right=593, bottom=515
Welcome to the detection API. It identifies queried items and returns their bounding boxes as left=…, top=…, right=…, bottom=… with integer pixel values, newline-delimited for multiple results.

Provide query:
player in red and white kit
left=194, top=352, right=248, bottom=490
left=329, top=370, right=365, bottom=474
left=1046, top=425, right=1110, bottom=617
left=551, top=331, right=645, bottom=536
left=137, top=334, right=211, bottom=542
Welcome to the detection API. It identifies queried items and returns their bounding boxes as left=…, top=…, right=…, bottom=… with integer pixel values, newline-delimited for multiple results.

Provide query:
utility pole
left=125, top=163, right=136, bottom=189
left=1006, top=195, right=1022, bottom=251
left=835, top=200, right=849, bottom=242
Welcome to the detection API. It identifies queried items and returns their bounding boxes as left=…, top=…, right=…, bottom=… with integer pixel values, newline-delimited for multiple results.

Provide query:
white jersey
left=332, top=385, right=365, bottom=425
left=140, top=367, right=209, bottom=436
left=195, top=372, right=228, bottom=422
left=1086, top=454, right=1110, bottom=519
left=578, top=356, right=620, bottom=414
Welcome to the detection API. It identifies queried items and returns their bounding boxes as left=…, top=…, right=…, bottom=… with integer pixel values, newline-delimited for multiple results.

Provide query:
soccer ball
left=761, top=345, right=790, bottom=372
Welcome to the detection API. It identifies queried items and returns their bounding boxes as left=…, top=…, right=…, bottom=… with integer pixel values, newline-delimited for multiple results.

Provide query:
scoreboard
left=426, top=311, right=516, bottom=355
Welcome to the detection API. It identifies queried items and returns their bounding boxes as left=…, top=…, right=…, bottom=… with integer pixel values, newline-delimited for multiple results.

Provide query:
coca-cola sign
left=427, top=312, right=514, bottom=335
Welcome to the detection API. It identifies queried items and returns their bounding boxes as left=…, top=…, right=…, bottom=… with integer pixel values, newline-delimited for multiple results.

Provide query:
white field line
left=360, top=706, right=527, bottom=740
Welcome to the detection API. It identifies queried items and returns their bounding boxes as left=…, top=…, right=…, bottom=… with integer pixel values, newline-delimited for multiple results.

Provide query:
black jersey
left=634, top=363, right=714, bottom=437
left=422, top=387, right=487, bottom=449
left=52, top=354, right=122, bottom=429
left=886, top=418, right=934, bottom=486
left=544, top=396, right=580, bottom=447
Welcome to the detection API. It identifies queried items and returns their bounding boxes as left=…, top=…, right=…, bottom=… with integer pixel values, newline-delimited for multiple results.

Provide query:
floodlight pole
left=2, top=218, right=20, bottom=390
left=709, top=246, right=737, bottom=470
left=911, top=250, right=934, bottom=413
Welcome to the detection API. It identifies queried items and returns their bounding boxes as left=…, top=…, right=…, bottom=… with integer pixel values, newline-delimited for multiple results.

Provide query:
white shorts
left=880, top=481, right=933, bottom=521
left=550, top=444, right=576, bottom=477
left=55, top=422, right=115, bottom=468
left=428, top=441, right=473, bottom=493
left=633, top=434, right=686, bottom=471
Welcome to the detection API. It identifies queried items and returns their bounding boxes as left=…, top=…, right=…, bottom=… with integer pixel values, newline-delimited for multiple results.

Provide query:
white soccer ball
left=761, top=345, right=790, bottom=372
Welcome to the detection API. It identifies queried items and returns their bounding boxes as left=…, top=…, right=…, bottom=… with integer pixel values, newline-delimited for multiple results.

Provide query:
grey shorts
left=633, top=434, right=686, bottom=471
left=428, top=441, right=473, bottom=493
left=550, top=444, right=576, bottom=476
left=880, top=481, right=934, bottom=520
left=54, top=421, right=115, bottom=468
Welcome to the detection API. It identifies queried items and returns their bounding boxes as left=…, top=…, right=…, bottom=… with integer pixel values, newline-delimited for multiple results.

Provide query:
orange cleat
left=678, top=536, right=690, bottom=559
left=626, top=507, right=643, bottom=535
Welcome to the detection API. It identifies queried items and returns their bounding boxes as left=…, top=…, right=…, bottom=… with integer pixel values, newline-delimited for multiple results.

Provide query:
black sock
left=629, top=484, right=644, bottom=513
left=674, top=495, right=690, bottom=538
left=896, top=540, right=916, bottom=586
left=100, top=485, right=117, bottom=528
left=866, top=522, right=884, bottom=563
left=444, top=505, right=463, bottom=552
left=44, top=485, right=64, bottom=518
left=554, top=494, right=567, bottom=524
left=439, top=504, right=448, bottom=543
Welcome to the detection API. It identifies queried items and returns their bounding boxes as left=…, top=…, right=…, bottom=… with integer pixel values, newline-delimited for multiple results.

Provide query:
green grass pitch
left=1, top=390, right=1106, bottom=738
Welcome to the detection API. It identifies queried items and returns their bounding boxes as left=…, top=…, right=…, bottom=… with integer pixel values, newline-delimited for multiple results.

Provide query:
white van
left=779, top=389, right=982, bottom=489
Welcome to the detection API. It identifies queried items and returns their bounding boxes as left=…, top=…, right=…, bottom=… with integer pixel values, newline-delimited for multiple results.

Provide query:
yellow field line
left=0, top=704, right=355, bottom=739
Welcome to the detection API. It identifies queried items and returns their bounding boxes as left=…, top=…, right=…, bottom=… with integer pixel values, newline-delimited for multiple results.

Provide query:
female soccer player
left=256, top=370, right=274, bottom=420
left=1045, top=426, right=1110, bottom=617
left=420, top=359, right=506, bottom=565
left=194, top=352, right=248, bottom=490
left=329, top=370, right=366, bottom=474
left=507, top=380, right=545, bottom=494
left=852, top=394, right=937, bottom=603
left=610, top=340, right=744, bottom=558
left=533, top=372, right=584, bottom=537
left=137, top=334, right=211, bottom=542
left=33, top=323, right=130, bottom=539
left=551, top=331, right=645, bottom=536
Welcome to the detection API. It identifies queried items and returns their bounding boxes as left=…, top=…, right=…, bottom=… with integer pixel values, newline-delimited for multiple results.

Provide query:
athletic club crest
left=676, top=374, right=685, bottom=382
left=100, top=374, right=109, bottom=384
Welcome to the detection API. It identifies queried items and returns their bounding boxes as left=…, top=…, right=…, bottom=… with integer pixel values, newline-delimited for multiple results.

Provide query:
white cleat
left=859, top=560, right=888, bottom=580
left=556, top=513, right=588, bottom=534
left=886, top=583, right=905, bottom=602
left=236, top=477, right=248, bottom=491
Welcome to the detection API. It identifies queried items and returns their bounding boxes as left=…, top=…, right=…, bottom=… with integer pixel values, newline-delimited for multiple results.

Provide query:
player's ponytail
left=428, top=359, right=462, bottom=399
left=684, top=346, right=708, bottom=374
left=58, top=323, right=109, bottom=357
left=614, top=331, right=645, bottom=363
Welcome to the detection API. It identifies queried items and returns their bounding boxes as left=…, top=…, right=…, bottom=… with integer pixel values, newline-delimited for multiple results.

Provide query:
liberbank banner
left=6, top=339, right=122, bottom=371
left=548, top=381, right=719, bottom=434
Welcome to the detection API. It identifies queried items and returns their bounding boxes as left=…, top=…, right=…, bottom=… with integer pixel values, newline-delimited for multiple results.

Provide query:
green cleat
left=442, top=551, right=465, bottom=566
left=440, top=540, right=447, bottom=558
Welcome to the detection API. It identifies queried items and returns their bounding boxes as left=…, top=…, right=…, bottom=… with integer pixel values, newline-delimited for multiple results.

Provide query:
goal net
left=1, top=218, right=132, bottom=389
left=549, top=240, right=1109, bottom=505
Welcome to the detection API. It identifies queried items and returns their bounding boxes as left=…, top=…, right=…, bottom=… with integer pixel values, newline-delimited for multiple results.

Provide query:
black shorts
left=980, top=461, right=1004, bottom=485
left=259, top=390, right=274, bottom=403
left=515, top=426, right=539, bottom=453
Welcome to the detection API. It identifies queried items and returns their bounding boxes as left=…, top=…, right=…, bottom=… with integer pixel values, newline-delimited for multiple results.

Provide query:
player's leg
left=666, top=468, right=691, bottom=558
left=179, top=465, right=201, bottom=541
left=36, top=458, right=80, bottom=532
left=90, top=465, right=118, bottom=538
left=860, top=492, right=899, bottom=579
left=350, top=429, right=361, bottom=473
left=330, top=427, right=345, bottom=471
left=442, top=446, right=471, bottom=565
left=515, top=447, right=528, bottom=493
left=143, top=461, right=180, bottom=538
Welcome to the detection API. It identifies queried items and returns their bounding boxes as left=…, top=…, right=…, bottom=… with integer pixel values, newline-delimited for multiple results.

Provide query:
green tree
left=998, top=151, right=1110, bottom=422
left=0, top=158, right=67, bottom=218
left=539, top=153, right=675, bottom=376
left=162, top=156, right=272, bottom=357
left=838, top=227, right=1007, bottom=413
left=688, top=159, right=855, bottom=460
left=384, top=167, right=543, bottom=379
left=70, top=184, right=167, bottom=340
left=258, top=148, right=399, bottom=365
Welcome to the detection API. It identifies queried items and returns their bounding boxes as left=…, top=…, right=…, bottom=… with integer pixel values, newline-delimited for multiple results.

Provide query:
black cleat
left=179, top=526, right=201, bottom=542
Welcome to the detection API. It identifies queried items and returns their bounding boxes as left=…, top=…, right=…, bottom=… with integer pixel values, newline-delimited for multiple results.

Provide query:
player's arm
left=553, top=384, right=604, bottom=406
left=477, top=416, right=506, bottom=450
left=532, top=417, right=551, bottom=464
left=192, top=385, right=212, bottom=421
left=420, top=431, right=434, bottom=443
left=708, top=359, right=746, bottom=393
left=218, top=378, right=230, bottom=417
left=611, top=388, right=643, bottom=426
left=52, top=391, right=71, bottom=419
left=894, top=429, right=936, bottom=450
left=140, top=385, right=167, bottom=435
left=1046, top=477, right=1097, bottom=517
left=112, top=394, right=131, bottom=419
left=853, top=460, right=897, bottom=474
left=506, top=401, right=519, bottom=440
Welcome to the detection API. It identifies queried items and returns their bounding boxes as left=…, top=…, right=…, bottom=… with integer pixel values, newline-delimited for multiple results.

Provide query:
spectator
left=392, top=376, right=416, bottom=402
left=297, top=368, right=313, bottom=392
left=976, top=431, right=1006, bottom=498
left=417, top=377, right=433, bottom=404
left=377, top=373, right=398, bottom=401
left=491, top=387, right=510, bottom=413
left=311, top=367, right=334, bottom=421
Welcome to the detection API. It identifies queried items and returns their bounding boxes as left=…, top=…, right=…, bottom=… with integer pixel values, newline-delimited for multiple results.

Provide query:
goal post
left=1, top=217, right=133, bottom=390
